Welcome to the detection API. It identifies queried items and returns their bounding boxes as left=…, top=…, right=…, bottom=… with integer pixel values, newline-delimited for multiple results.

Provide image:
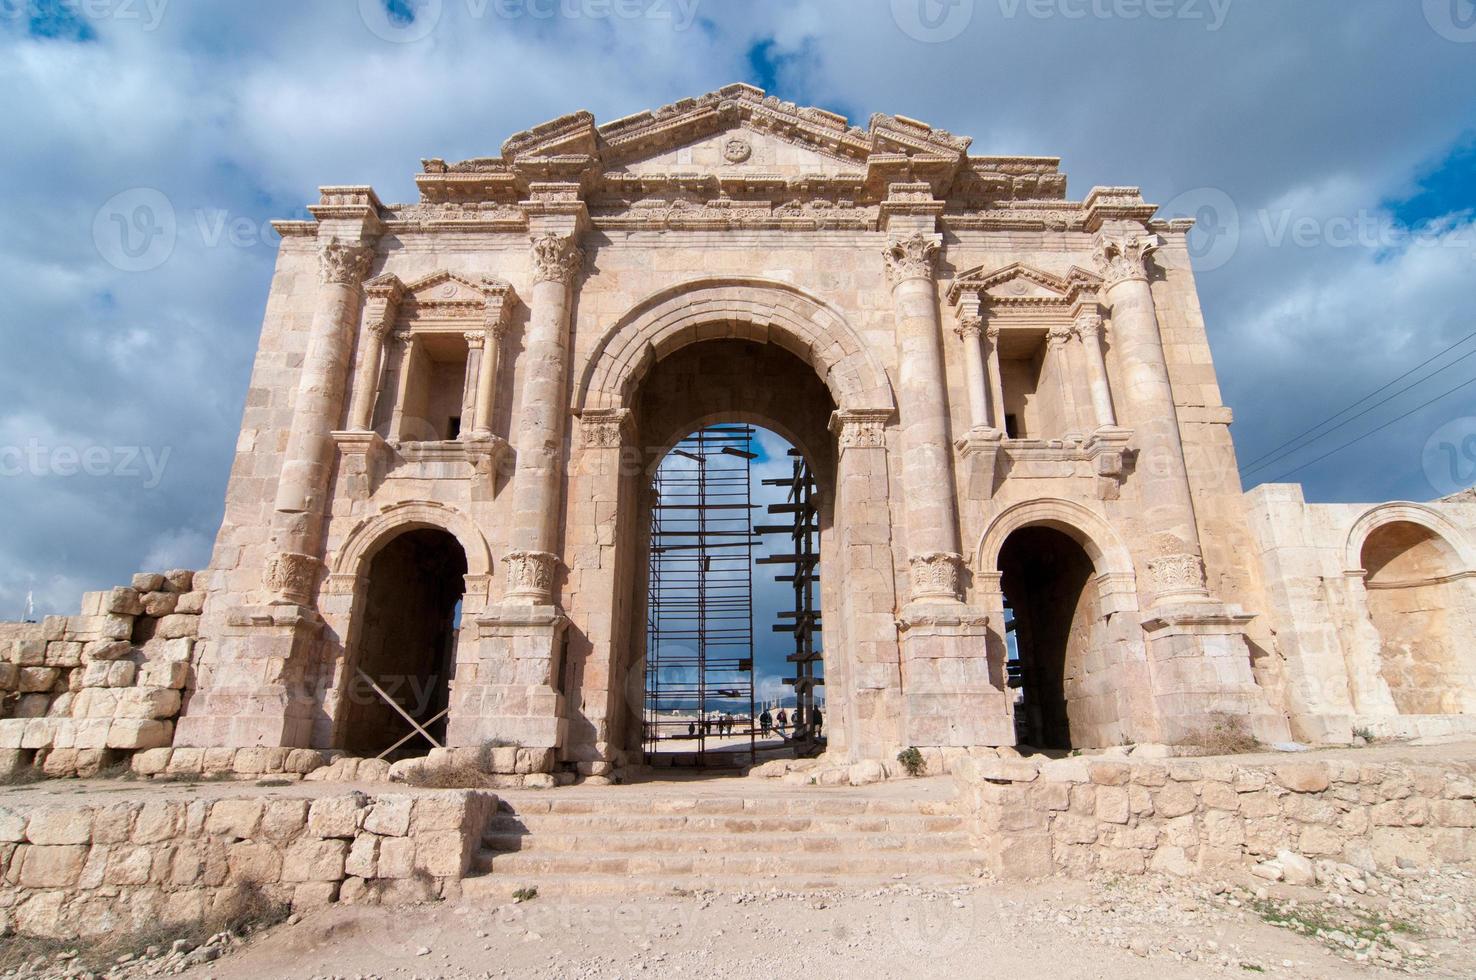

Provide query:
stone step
left=460, top=871, right=979, bottom=901
left=501, top=796, right=958, bottom=818
left=482, top=830, right=974, bottom=855
left=485, top=812, right=966, bottom=835
left=472, top=848, right=982, bottom=878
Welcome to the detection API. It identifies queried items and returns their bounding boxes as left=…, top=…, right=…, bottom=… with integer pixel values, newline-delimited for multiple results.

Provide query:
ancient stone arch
left=976, top=497, right=1136, bottom=585
left=1344, top=502, right=1476, bottom=574
left=574, top=277, right=896, bottom=415
left=328, top=500, right=492, bottom=587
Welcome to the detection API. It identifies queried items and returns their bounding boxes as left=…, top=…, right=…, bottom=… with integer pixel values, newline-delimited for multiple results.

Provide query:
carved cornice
left=1092, top=231, right=1162, bottom=290
left=319, top=240, right=373, bottom=287
left=882, top=232, right=941, bottom=286
left=530, top=232, right=584, bottom=286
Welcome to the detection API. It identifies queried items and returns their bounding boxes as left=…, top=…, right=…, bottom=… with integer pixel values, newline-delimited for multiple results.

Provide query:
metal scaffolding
left=643, top=426, right=758, bottom=766
left=756, top=448, right=824, bottom=756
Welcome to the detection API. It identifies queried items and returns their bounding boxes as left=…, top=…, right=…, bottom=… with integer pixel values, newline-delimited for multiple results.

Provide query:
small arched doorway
left=340, top=527, right=468, bottom=756
left=997, top=525, right=1108, bottom=749
left=1361, top=521, right=1469, bottom=715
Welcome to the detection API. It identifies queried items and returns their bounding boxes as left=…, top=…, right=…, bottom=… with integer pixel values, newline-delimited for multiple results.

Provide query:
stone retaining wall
left=954, top=754, right=1476, bottom=879
left=0, top=789, right=498, bottom=938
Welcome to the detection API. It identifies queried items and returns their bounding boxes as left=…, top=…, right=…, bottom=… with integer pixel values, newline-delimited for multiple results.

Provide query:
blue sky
left=2, top=0, right=1476, bottom=618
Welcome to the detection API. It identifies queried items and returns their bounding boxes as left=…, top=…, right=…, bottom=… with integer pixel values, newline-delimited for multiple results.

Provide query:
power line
left=1261, top=373, right=1476, bottom=483
left=1240, top=329, right=1476, bottom=473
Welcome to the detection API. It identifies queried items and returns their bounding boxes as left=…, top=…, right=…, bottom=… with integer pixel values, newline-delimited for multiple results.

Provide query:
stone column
left=470, top=283, right=513, bottom=438
left=1046, top=323, right=1083, bottom=440
left=1093, top=227, right=1211, bottom=605
left=346, top=275, right=403, bottom=432
left=1073, top=307, right=1117, bottom=428
left=504, top=231, right=583, bottom=604
left=266, top=238, right=374, bottom=605
left=986, top=325, right=1006, bottom=435
left=953, top=308, right=993, bottom=431
left=883, top=232, right=964, bottom=604
left=460, top=332, right=484, bottom=437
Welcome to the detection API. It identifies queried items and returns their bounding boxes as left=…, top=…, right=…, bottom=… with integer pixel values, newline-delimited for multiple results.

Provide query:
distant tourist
left=759, top=709, right=772, bottom=735
left=813, top=707, right=824, bottom=737
left=776, top=708, right=788, bottom=733
left=688, top=720, right=695, bottom=737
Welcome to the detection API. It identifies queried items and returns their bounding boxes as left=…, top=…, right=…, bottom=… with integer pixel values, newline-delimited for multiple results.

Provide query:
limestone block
left=106, top=719, right=173, bottom=751
left=107, top=587, right=145, bottom=616
left=0, top=663, right=17, bottom=691
left=364, top=796, right=413, bottom=837
left=346, top=834, right=378, bottom=878
left=357, top=758, right=392, bottom=782
left=412, top=830, right=465, bottom=877
left=131, top=573, right=165, bottom=592
left=138, top=660, right=190, bottom=689
left=19, top=719, right=57, bottom=749
left=206, top=799, right=265, bottom=839
left=409, top=792, right=474, bottom=834
left=308, top=793, right=368, bottom=838
left=284, top=748, right=327, bottom=774
left=202, top=747, right=237, bottom=774
left=0, top=807, right=24, bottom=842
left=1095, top=786, right=1130, bottom=824
left=281, top=838, right=348, bottom=882
left=141, top=592, right=178, bottom=617
left=80, top=661, right=113, bottom=689
left=176, top=591, right=206, bottom=615
left=1276, top=762, right=1330, bottom=794
left=377, top=836, right=416, bottom=879
left=1201, top=781, right=1240, bottom=811
left=1155, top=782, right=1198, bottom=819
left=261, top=799, right=310, bottom=841
left=154, top=615, right=199, bottom=640
left=106, top=661, right=137, bottom=687
left=162, top=569, right=194, bottom=593
left=232, top=747, right=287, bottom=775
left=1277, top=849, right=1316, bottom=885
left=13, top=640, right=45, bottom=666
left=115, top=687, right=181, bottom=720
left=292, top=881, right=339, bottom=909
left=1088, top=761, right=1131, bottom=786
left=104, top=846, right=155, bottom=886
left=17, top=667, right=59, bottom=693
left=132, top=802, right=182, bottom=843
left=83, top=640, right=132, bottom=661
left=154, top=637, right=194, bottom=662
left=44, top=642, right=83, bottom=668
left=101, top=614, right=134, bottom=640
left=227, top=841, right=283, bottom=882
left=167, top=747, right=204, bottom=774
left=19, top=845, right=88, bottom=888
left=40, top=749, right=78, bottom=778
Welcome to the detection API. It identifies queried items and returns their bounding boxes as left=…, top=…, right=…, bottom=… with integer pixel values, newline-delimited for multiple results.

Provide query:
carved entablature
left=946, top=262, right=1104, bottom=337
left=395, top=271, right=517, bottom=333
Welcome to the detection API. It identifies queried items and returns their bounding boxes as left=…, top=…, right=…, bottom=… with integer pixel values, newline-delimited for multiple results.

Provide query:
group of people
left=686, top=714, right=740, bottom=738
left=758, top=705, right=822, bottom=739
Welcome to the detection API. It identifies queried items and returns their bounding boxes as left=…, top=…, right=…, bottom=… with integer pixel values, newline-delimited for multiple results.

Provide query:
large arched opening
left=337, top=527, right=468, bottom=757
left=1360, top=521, right=1470, bottom=715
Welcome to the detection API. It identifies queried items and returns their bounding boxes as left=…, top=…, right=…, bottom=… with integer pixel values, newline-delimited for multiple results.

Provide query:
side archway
left=1344, top=502, right=1476, bottom=574
left=574, top=277, right=896, bottom=415
left=976, top=498, right=1136, bottom=586
left=329, top=500, right=492, bottom=587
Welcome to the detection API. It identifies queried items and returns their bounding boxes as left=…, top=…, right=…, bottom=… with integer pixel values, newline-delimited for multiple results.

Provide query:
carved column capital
left=882, top=232, right=941, bottom=286
left=953, top=313, right=984, bottom=341
left=530, top=232, right=583, bottom=286
left=1092, top=230, right=1162, bottom=290
left=578, top=408, right=633, bottom=449
left=319, top=239, right=374, bottom=287
left=1073, top=309, right=1105, bottom=341
left=463, top=331, right=485, bottom=350
left=263, top=551, right=321, bottom=606
left=481, top=279, right=515, bottom=338
left=503, top=550, right=557, bottom=603
left=985, top=324, right=1001, bottom=345
left=908, top=552, right=964, bottom=603
left=828, top=409, right=891, bottom=449
left=1145, top=533, right=1207, bottom=603
left=1046, top=323, right=1074, bottom=349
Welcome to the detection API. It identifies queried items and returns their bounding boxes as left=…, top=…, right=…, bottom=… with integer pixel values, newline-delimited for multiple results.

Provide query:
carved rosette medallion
left=319, top=240, right=374, bottom=288
left=882, top=233, right=940, bottom=286
left=530, top=233, right=584, bottom=286
left=263, top=551, right=321, bottom=605
left=1092, top=231, right=1161, bottom=290
left=722, top=135, right=752, bottom=163
left=908, top=551, right=963, bottom=603
left=503, top=550, right=557, bottom=602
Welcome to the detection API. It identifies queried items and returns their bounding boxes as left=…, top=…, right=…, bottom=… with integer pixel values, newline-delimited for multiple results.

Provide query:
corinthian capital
left=953, top=313, right=984, bottom=341
left=882, top=233, right=940, bottom=286
left=530, top=232, right=583, bottom=286
left=319, top=239, right=374, bottom=287
left=1092, top=230, right=1162, bottom=290
left=1073, top=309, right=1104, bottom=341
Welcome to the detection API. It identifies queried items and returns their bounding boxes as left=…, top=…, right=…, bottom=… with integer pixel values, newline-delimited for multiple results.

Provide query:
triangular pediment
left=947, top=262, right=1102, bottom=306
left=405, top=271, right=489, bottom=305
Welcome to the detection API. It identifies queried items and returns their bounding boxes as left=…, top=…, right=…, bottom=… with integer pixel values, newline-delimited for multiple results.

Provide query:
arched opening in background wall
left=339, top=527, right=468, bottom=756
left=998, top=525, right=1111, bottom=749
left=1361, top=521, right=1468, bottom=715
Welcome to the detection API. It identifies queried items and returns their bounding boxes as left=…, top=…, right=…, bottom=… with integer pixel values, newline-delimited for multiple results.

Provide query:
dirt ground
left=176, top=868, right=1474, bottom=980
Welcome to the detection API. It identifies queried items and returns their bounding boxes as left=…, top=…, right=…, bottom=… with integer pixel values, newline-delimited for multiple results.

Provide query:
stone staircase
left=461, top=791, right=983, bottom=898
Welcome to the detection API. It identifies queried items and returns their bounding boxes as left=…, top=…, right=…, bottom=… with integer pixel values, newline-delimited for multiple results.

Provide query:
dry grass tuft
left=1181, top=713, right=1263, bottom=756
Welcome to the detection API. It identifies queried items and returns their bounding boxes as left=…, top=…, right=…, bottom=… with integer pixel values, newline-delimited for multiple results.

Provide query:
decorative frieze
left=530, top=232, right=583, bottom=286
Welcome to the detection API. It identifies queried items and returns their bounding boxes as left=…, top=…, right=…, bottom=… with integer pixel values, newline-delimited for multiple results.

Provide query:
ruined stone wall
left=0, top=789, right=498, bottom=939
left=0, top=571, right=201, bottom=778
left=955, top=754, right=1476, bottom=879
